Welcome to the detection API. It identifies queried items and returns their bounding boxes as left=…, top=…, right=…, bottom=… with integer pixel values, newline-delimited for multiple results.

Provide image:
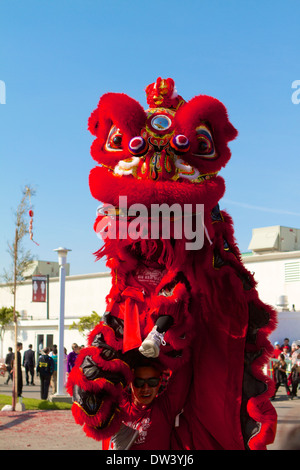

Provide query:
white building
left=243, top=225, right=300, bottom=344
left=0, top=263, right=112, bottom=360
left=1, top=225, right=300, bottom=360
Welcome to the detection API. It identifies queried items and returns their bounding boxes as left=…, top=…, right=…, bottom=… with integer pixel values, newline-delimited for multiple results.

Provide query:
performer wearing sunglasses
left=105, top=353, right=192, bottom=450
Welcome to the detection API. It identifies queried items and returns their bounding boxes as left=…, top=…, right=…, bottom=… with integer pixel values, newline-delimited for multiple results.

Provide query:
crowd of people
left=271, top=337, right=300, bottom=400
left=2, top=341, right=82, bottom=400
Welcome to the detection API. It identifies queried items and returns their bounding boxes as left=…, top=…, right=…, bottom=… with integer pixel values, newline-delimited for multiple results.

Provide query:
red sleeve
left=157, top=362, right=193, bottom=424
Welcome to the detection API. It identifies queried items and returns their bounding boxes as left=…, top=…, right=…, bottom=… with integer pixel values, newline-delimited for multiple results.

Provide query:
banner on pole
left=32, top=276, right=47, bottom=302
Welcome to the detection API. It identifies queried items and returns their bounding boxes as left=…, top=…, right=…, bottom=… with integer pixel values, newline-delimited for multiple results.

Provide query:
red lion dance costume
left=67, top=78, right=277, bottom=450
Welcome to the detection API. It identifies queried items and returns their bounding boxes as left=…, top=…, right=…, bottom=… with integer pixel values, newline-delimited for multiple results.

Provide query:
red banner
left=32, top=276, right=47, bottom=302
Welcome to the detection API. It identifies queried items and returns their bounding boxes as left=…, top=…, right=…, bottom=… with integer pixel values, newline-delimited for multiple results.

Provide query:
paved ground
left=267, top=390, right=300, bottom=450
left=0, top=372, right=299, bottom=450
left=0, top=372, right=100, bottom=450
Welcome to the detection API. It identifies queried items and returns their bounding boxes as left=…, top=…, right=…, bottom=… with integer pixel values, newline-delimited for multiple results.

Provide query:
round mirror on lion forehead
left=151, top=115, right=172, bottom=131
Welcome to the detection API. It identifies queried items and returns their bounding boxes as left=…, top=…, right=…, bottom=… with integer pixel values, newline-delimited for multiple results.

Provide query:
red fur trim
left=65, top=366, right=81, bottom=395
left=175, top=94, right=237, bottom=174
left=87, top=321, right=123, bottom=351
left=82, top=410, right=123, bottom=441
left=71, top=395, right=118, bottom=428
left=67, top=366, right=124, bottom=399
left=71, top=401, right=123, bottom=441
left=78, top=346, right=132, bottom=380
left=66, top=344, right=133, bottom=401
left=88, top=109, right=99, bottom=136
left=96, top=237, right=179, bottom=273
left=89, top=92, right=146, bottom=167
left=247, top=396, right=277, bottom=450
left=244, top=299, right=277, bottom=448
left=89, top=165, right=225, bottom=209
left=150, top=282, right=195, bottom=351
left=71, top=401, right=88, bottom=426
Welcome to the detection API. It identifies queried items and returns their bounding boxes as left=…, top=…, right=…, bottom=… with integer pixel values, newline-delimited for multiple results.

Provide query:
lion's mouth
left=112, top=155, right=217, bottom=184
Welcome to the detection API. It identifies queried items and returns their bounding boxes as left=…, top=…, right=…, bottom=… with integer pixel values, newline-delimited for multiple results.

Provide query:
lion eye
left=198, top=139, right=210, bottom=152
left=105, top=126, right=123, bottom=151
left=193, top=124, right=217, bottom=159
left=112, top=134, right=122, bottom=147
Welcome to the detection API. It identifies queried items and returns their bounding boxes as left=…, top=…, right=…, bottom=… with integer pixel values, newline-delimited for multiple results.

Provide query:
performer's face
left=131, top=366, right=161, bottom=406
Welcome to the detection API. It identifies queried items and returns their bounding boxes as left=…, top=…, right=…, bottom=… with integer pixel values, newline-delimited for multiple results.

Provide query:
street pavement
left=267, top=389, right=300, bottom=450
left=0, top=372, right=299, bottom=451
left=0, top=371, right=100, bottom=450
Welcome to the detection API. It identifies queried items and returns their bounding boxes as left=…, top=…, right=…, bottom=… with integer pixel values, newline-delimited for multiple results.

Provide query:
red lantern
left=28, top=208, right=39, bottom=245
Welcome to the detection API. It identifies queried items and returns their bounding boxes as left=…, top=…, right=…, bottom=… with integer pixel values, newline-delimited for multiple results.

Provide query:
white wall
left=243, top=252, right=300, bottom=311
left=269, top=311, right=300, bottom=345
left=0, top=271, right=112, bottom=359
left=0, top=272, right=112, bottom=320
left=243, top=252, right=300, bottom=346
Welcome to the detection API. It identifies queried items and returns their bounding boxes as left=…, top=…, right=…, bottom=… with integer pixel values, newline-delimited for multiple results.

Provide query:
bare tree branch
left=2, top=185, right=37, bottom=409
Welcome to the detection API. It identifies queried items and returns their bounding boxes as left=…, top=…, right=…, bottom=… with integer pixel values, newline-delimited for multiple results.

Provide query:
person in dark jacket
left=12, top=342, right=23, bottom=397
left=67, top=343, right=79, bottom=373
left=23, top=344, right=35, bottom=385
left=37, top=348, right=54, bottom=399
left=271, top=353, right=291, bottom=400
left=289, top=364, right=300, bottom=399
left=5, top=347, right=13, bottom=384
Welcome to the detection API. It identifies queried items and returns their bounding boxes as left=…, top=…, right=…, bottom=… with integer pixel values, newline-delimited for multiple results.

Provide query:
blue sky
left=0, top=0, right=300, bottom=276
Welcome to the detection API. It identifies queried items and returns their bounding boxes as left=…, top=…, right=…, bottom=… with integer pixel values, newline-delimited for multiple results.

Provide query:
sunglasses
left=133, top=377, right=160, bottom=388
